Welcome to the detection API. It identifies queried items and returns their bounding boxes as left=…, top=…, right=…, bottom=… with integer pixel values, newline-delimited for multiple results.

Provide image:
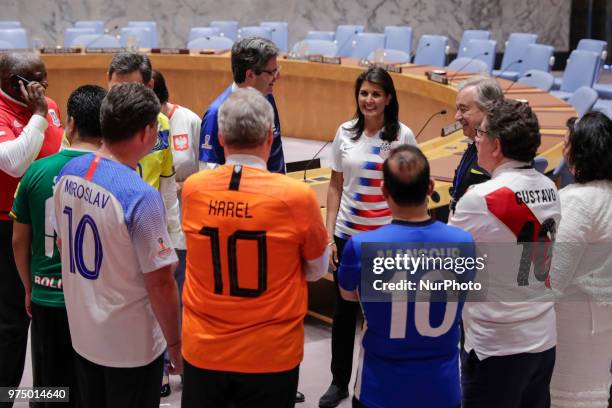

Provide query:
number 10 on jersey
left=62, top=206, right=104, bottom=280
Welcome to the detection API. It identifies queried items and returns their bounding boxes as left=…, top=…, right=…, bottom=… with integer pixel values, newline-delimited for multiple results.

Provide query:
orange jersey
left=181, top=164, right=327, bottom=373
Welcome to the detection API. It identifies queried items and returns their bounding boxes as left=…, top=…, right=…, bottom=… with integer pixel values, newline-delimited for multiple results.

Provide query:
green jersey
left=10, top=149, right=88, bottom=307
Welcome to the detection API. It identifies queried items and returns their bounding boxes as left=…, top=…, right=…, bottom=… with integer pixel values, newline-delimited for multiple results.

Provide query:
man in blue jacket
left=199, top=37, right=285, bottom=174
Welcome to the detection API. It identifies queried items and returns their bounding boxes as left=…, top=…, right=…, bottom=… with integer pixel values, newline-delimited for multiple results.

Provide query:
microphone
left=504, top=72, right=532, bottom=93
left=83, top=25, right=120, bottom=48
left=303, top=141, right=331, bottom=181
left=410, top=42, right=430, bottom=63
left=494, top=59, right=523, bottom=79
left=447, top=52, right=490, bottom=83
left=415, top=110, right=447, bottom=140
left=335, top=30, right=359, bottom=57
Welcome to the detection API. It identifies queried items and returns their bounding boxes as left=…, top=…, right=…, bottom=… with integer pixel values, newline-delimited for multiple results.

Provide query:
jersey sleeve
left=127, top=189, right=178, bottom=273
left=296, top=187, right=328, bottom=261
left=448, top=189, right=493, bottom=241
left=0, top=114, right=47, bottom=177
left=9, top=169, right=32, bottom=223
left=199, top=108, right=221, bottom=164
left=337, top=237, right=361, bottom=291
left=330, top=126, right=344, bottom=173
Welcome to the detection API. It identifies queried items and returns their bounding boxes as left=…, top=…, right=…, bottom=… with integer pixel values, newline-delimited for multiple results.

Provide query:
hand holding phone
left=13, top=74, right=48, bottom=117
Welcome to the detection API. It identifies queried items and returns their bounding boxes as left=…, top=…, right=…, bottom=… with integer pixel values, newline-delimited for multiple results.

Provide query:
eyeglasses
left=475, top=127, right=490, bottom=138
left=259, top=66, right=281, bottom=78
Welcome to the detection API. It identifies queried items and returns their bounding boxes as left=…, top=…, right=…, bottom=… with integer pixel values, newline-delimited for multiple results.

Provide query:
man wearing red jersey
left=0, top=53, right=63, bottom=394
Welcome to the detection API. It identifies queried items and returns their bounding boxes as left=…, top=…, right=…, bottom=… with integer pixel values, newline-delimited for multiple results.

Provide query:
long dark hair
left=566, top=112, right=612, bottom=183
left=345, top=66, right=400, bottom=143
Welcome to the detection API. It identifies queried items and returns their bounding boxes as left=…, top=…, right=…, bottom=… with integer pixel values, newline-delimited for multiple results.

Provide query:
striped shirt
left=331, top=120, right=416, bottom=239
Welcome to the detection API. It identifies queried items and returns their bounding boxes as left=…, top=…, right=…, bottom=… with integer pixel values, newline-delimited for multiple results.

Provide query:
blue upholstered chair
left=260, top=22, right=288, bottom=53
left=63, top=27, right=96, bottom=47
left=550, top=50, right=600, bottom=100
left=351, top=33, right=385, bottom=59
left=413, top=34, right=448, bottom=67
left=457, top=30, right=490, bottom=58
left=493, top=33, right=538, bottom=80
left=334, top=25, right=364, bottom=57
left=518, top=70, right=555, bottom=91
left=210, top=21, right=239, bottom=41
left=384, top=26, right=412, bottom=55
left=238, top=26, right=273, bottom=41
left=187, top=36, right=233, bottom=51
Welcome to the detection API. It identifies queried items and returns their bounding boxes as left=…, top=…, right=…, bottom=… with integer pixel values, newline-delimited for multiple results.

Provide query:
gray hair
left=231, top=37, right=279, bottom=83
left=218, top=87, right=274, bottom=148
left=457, top=76, right=504, bottom=110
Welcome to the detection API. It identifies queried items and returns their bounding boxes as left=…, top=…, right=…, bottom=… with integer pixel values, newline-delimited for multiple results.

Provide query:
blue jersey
left=338, top=219, right=475, bottom=408
left=198, top=84, right=285, bottom=173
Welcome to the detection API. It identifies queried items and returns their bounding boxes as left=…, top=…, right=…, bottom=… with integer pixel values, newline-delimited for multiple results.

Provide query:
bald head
left=383, top=145, right=431, bottom=206
left=0, top=53, right=47, bottom=100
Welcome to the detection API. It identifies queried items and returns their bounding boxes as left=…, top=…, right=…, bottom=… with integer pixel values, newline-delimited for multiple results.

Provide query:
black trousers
left=74, top=352, right=163, bottom=408
left=181, top=359, right=299, bottom=408
left=0, top=220, right=30, bottom=407
left=461, top=347, right=556, bottom=408
left=30, top=303, right=78, bottom=408
left=330, top=235, right=361, bottom=390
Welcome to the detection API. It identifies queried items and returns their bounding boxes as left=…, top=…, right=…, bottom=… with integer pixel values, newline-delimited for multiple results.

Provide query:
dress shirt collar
left=492, top=159, right=532, bottom=178
left=226, top=154, right=267, bottom=170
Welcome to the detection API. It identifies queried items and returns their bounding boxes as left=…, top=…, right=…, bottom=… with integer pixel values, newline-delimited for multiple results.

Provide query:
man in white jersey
left=450, top=99, right=560, bottom=408
left=53, top=83, right=182, bottom=408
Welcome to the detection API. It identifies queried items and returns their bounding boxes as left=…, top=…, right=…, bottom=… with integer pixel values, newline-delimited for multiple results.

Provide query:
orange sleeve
left=293, top=185, right=327, bottom=261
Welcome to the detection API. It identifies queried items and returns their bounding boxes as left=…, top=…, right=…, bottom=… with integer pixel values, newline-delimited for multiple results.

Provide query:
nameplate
left=384, top=64, right=402, bottom=74
left=426, top=71, right=449, bottom=85
left=441, top=121, right=463, bottom=137
left=40, top=47, right=82, bottom=54
left=85, top=47, right=127, bottom=54
left=322, top=56, right=342, bottom=65
left=307, top=55, right=324, bottom=63
left=285, top=53, right=306, bottom=60
left=150, top=48, right=189, bottom=54
left=0, top=48, right=29, bottom=53
left=198, top=49, right=229, bottom=55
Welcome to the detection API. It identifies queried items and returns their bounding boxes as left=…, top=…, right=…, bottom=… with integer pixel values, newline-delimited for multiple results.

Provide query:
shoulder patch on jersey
left=152, top=129, right=170, bottom=152
left=48, top=109, right=61, bottom=127
left=201, top=134, right=213, bottom=150
left=157, top=237, right=173, bottom=257
left=173, top=134, right=189, bottom=151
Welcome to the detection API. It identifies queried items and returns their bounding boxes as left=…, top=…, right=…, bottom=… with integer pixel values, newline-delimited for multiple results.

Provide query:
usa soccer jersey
left=338, top=219, right=474, bottom=408
left=54, top=153, right=177, bottom=367
left=331, top=121, right=416, bottom=239
left=198, top=84, right=285, bottom=173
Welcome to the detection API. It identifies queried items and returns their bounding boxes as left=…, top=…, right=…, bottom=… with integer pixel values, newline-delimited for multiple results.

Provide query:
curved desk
left=42, top=53, right=575, bottom=204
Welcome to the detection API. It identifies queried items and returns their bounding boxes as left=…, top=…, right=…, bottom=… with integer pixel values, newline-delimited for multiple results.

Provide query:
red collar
left=0, top=90, right=30, bottom=117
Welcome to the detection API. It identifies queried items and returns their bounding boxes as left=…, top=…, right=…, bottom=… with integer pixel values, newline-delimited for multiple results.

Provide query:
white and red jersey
left=167, top=104, right=201, bottom=182
left=449, top=160, right=561, bottom=358
left=331, top=120, right=416, bottom=239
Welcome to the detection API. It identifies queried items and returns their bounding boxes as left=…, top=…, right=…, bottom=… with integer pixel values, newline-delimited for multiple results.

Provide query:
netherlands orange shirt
left=181, top=163, right=327, bottom=373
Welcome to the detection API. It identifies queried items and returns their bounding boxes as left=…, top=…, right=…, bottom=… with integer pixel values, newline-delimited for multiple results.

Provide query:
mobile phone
left=10, top=74, right=31, bottom=92
left=13, top=74, right=31, bottom=85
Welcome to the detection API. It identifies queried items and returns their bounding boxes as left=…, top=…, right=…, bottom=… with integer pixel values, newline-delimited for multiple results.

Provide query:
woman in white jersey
left=550, top=112, right=612, bottom=407
left=319, top=66, right=416, bottom=408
